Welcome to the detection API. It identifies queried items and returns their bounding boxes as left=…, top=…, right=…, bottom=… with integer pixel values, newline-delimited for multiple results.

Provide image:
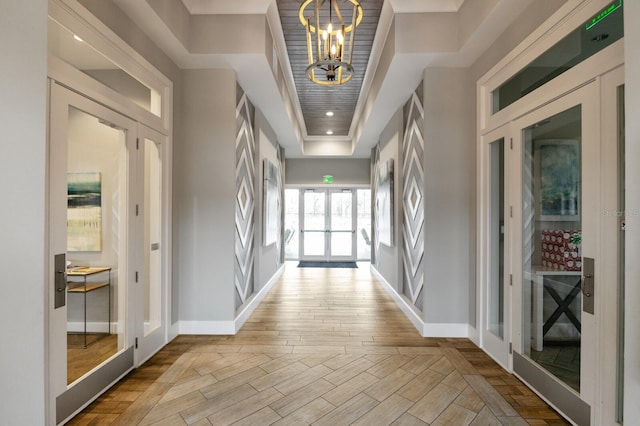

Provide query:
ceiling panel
left=276, top=0, right=384, bottom=137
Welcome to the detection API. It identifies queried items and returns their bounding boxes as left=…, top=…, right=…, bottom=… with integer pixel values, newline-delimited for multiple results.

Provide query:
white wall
left=176, top=69, right=237, bottom=324
left=0, top=1, right=47, bottom=424
left=374, top=109, right=404, bottom=292
left=624, top=0, right=640, bottom=420
left=285, top=158, right=371, bottom=186
left=422, top=68, right=475, bottom=327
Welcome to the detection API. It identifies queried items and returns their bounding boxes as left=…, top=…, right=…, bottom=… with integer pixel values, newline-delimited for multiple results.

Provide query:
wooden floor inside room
left=69, top=263, right=569, bottom=425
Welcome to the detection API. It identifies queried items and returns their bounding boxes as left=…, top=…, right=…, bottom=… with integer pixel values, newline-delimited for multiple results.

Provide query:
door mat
left=297, top=261, right=358, bottom=268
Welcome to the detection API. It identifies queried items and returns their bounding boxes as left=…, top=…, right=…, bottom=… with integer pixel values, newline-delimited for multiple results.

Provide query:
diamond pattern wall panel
left=235, top=89, right=256, bottom=308
left=402, top=90, right=425, bottom=310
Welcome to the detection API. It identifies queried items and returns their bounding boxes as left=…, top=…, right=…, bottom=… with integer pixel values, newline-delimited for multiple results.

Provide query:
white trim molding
left=179, top=321, right=235, bottom=335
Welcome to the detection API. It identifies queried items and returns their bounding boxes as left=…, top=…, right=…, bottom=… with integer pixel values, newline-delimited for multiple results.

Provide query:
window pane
left=492, top=2, right=623, bottom=113
left=48, top=18, right=162, bottom=117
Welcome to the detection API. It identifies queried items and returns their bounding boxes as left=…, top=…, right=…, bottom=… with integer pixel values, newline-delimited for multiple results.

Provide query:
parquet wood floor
left=68, top=264, right=569, bottom=425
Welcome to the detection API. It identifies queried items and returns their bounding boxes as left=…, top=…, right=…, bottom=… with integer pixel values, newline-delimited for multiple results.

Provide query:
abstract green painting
left=67, top=172, right=102, bottom=251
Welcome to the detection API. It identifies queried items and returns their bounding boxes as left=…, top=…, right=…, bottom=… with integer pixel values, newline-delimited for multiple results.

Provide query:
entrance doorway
left=285, top=188, right=371, bottom=262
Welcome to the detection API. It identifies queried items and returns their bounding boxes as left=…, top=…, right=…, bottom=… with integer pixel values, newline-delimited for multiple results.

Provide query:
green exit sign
left=323, top=175, right=333, bottom=184
left=586, top=0, right=622, bottom=30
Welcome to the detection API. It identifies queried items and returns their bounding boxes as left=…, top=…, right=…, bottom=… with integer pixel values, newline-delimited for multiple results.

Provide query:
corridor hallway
left=69, top=264, right=568, bottom=425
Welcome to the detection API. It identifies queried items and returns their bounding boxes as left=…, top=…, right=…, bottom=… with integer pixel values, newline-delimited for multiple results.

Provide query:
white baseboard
left=423, top=323, right=470, bottom=338
left=235, top=264, right=284, bottom=332
left=370, top=265, right=470, bottom=339
left=178, top=321, right=235, bottom=335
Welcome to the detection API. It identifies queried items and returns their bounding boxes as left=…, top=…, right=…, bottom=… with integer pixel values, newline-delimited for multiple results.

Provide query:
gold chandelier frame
left=298, top=0, right=363, bottom=85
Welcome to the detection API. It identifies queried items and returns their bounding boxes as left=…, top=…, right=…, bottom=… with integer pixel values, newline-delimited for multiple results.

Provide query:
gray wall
left=0, top=1, right=47, bottom=423
left=625, top=0, right=640, bottom=420
left=176, top=69, right=237, bottom=322
left=422, top=68, right=475, bottom=325
left=286, top=158, right=371, bottom=186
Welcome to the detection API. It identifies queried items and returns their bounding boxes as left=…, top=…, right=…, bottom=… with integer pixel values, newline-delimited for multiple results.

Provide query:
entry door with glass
left=49, top=83, right=137, bottom=423
left=301, top=189, right=356, bottom=261
left=510, top=77, right=624, bottom=425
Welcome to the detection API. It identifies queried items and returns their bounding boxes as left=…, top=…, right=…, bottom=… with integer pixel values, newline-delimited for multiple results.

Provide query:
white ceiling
left=111, top=0, right=541, bottom=158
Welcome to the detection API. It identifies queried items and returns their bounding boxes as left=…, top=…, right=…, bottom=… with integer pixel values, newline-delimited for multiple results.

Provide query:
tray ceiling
left=276, top=0, right=384, bottom=137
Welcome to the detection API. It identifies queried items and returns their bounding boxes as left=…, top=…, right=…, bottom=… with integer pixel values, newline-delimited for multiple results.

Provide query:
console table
left=67, top=267, right=111, bottom=348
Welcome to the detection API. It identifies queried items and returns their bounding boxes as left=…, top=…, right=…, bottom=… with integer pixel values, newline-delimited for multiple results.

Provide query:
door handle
left=54, top=253, right=67, bottom=309
left=582, top=258, right=595, bottom=314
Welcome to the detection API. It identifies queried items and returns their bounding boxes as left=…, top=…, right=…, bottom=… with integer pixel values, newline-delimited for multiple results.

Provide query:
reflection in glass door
left=521, top=105, right=583, bottom=392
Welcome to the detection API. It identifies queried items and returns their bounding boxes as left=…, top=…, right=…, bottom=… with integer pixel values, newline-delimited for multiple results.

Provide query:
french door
left=479, top=125, right=511, bottom=369
left=301, top=189, right=356, bottom=261
left=48, top=83, right=167, bottom=423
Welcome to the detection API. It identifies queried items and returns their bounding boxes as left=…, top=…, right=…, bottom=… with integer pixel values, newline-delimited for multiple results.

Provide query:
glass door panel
left=489, top=138, right=505, bottom=340
left=521, top=105, right=583, bottom=392
left=65, top=106, right=128, bottom=383
left=303, top=191, right=326, bottom=257
left=330, top=191, right=355, bottom=258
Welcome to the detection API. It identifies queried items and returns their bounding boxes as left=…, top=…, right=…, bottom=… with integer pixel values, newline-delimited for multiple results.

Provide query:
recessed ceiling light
left=73, top=34, right=83, bottom=42
left=326, top=111, right=334, bottom=116
left=326, top=130, right=333, bottom=135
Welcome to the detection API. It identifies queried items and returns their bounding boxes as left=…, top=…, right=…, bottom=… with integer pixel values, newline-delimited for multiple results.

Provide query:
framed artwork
left=67, top=172, right=102, bottom=251
left=263, top=159, right=280, bottom=246
left=376, top=159, right=394, bottom=246
left=535, top=139, right=580, bottom=221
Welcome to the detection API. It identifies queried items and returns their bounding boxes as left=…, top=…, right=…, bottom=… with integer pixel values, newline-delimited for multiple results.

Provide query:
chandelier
left=299, top=0, right=363, bottom=85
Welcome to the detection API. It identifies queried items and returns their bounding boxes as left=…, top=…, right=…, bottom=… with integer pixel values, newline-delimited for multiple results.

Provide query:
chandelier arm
left=347, top=4, right=358, bottom=64
left=306, top=17, right=314, bottom=65
left=315, top=0, right=322, bottom=63
left=333, top=0, right=345, bottom=25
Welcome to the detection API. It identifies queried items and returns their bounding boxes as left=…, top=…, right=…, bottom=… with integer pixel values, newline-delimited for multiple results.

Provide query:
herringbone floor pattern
left=69, top=264, right=569, bottom=425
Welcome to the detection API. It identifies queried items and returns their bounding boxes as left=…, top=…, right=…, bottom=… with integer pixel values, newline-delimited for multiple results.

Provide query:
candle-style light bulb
left=327, top=23, right=333, bottom=34
left=337, top=31, right=343, bottom=44
left=322, top=31, right=328, bottom=40
left=331, top=44, right=336, bottom=56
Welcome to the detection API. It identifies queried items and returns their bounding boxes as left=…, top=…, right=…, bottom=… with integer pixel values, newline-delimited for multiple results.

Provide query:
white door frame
left=478, top=124, right=511, bottom=370
left=135, top=124, right=171, bottom=366
left=300, top=188, right=357, bottom=262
